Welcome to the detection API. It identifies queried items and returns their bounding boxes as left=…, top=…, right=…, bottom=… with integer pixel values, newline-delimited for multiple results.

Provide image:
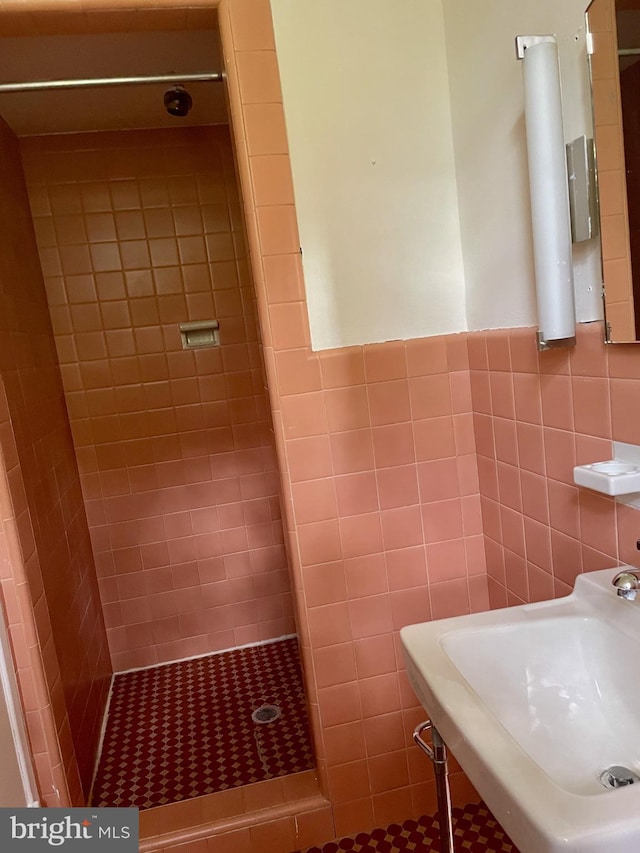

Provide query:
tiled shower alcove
left=92, top=637, right=315, bottom=809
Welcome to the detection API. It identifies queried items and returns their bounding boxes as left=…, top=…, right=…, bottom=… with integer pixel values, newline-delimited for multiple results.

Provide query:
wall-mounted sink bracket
left=413, top=720, right=455, bottom=853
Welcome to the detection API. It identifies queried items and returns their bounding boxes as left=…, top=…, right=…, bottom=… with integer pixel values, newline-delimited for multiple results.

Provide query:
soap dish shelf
left=573, top=460, right=640, bottom=496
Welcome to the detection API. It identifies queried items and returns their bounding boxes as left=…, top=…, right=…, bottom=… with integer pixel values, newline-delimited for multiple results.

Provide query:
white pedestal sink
left=401, top=567, right=640, bottom=853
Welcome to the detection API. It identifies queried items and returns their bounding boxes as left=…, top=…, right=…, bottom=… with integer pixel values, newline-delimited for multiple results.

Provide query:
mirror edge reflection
left=587, top=0, right=640, bottom=343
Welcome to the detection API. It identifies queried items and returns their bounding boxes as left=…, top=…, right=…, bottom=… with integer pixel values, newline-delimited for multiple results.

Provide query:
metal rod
left=431, top=726, right=455, bottom=853
left=413, top=720, right=455, bottom=853
left=619, top=49, right=640, bottom=56
left=0, top=71, right=222, bottom=94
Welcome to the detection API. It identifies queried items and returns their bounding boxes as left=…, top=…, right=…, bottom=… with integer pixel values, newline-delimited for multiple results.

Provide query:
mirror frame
left=587, top=0, right=640, bottom=343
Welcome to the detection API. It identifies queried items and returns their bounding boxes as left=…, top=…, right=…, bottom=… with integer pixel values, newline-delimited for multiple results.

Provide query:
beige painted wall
left=443, top=0, right=602, bottom=332
left=270, top=0, right=467, bottom=350
left=271, top=0, right=603, bottom=347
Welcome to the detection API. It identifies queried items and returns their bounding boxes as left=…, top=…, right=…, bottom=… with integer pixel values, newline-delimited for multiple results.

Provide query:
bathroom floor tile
left=293, top=801, right=519, bottom=852
left=91, top=637, right=314, bottom=809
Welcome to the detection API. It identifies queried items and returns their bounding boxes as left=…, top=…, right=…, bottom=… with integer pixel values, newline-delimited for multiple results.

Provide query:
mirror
left=588, top=0, right=640, bottom=342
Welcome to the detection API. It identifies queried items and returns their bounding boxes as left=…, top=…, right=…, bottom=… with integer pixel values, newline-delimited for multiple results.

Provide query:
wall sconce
left=516, top=35, right=576, bottom=351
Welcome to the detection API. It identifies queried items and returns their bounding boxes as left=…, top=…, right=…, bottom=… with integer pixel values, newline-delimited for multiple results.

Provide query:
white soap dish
left=573, top=460, right=640, bottom=496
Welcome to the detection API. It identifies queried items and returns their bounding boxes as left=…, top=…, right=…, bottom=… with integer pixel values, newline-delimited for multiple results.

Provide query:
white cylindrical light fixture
left=517, top=35, right=575, bottom=349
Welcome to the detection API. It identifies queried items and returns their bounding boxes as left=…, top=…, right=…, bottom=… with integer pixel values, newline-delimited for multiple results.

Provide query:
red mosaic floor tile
left=91, top=637, right=315, bottom=809
left=293, top=802, right=519, bottom=853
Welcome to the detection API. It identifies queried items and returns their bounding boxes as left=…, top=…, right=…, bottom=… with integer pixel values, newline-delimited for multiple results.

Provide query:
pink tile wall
left=21, top=126, right=294, bottom=672
left=0, top=380, right=76, bottom=807
left=281, top=337, right=487, bottom=833
left=470, top=322, right=640, bottom=607
left=219, top=0, right=486, bottom=836
left=11, top=1, right=640, bottom=849
left=0, top=114, right=110, bottom=804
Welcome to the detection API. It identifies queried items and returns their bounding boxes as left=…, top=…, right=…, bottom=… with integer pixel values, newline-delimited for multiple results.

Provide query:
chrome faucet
left=612, top=570, right=640, bottom=600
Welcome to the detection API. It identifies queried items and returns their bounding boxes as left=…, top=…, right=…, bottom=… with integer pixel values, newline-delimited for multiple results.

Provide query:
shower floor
left=91, top=637, right=315, bottom=810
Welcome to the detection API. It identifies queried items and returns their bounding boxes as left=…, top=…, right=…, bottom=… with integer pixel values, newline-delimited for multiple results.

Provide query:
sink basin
left=401, top=567, right=640, bottom=853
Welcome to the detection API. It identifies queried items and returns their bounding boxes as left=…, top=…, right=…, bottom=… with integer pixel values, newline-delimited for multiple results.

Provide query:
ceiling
left=0, top=15, right=227, bottom=136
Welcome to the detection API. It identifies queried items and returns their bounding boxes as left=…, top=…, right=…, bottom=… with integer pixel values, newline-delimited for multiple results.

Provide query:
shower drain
left=251, top=704, right=281, bottom=724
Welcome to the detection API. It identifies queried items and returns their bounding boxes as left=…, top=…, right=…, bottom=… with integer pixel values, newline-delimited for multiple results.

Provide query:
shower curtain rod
left=0, top=71, right=222, bottom=94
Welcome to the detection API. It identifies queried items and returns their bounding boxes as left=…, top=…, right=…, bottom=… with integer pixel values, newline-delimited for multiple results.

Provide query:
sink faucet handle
left=612, top=570, right=640, bottom=600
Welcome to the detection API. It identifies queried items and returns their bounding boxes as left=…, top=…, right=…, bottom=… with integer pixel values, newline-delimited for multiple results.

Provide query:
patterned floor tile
left=91, top=637, right=315, bottom=809
left=293, top=802, right=519, bottom=853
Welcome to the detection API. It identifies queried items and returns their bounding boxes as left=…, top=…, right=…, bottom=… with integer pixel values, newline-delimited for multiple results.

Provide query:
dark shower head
left=163, top=86, right=193, bottom=117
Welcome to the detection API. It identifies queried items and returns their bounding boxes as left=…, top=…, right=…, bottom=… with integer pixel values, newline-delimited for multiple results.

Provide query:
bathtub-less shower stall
left=0, top=8, right=314, bottom=814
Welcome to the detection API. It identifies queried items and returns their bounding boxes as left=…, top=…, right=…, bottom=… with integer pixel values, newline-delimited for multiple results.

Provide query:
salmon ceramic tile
left=364, top=712, right=408, bottom=760
left=485, top=330, right=512, bottom=372
left=409, top=373, right=452, bottom=420
left=550, top=531, right=583, bottom=587
left=405, top=335, right=448, bottom=377
left=243, top=103, right=289, bottom=157
left=250, top=155, right=295, bottom=207
left=371, top=422, right=416, bottom=468
left=348, top=594, right=393, bottom=641
left=503, top=549, right=529, bottom=601
left=368, top=380, right=411, bottom=426
left=520, top=471, right=549, bottom=525
left=466, top=332, right=489, bottom=371
left=329, top=428, right=375, bottom=475
left=389, top=587, right=431, bottom=631
left=228, top=0, right=277, bottom=52
left=543, top=426, right=577, bottom=483
left=417, top=458, right=460, bottom=503
left=572, top=376, right=612, bottom=438
left=425, top=538, right=467, bottom=584
left=326, top=760, right=371, bottom=805
left=352, top=634, right=397, bottom=681
left=595, top=169, right=625, bottom=219
left=275, top=348, right=322, bottom=396
left=600, top=212, right=629, bottom=261
left=593, top=124, right=624, bottom=173
left=522, top=514, right=552, bottom=571
left=291, top=479, right=338, bottom=526
left=489, top=371, right=515, bottom=420
left=422, top=499, right=464, bottom=544
left=376, top=466, right=420, bottom=510
left=269, top=300, right=310, bottom=349
left=263, top=253, right=306, bottom=304
left=429, top=578, right=471, bottom=620
left=235, top=50, right=283, bottom=104
left=313, top=642, right=357, bottom=689
left=413, top=416, right=456, bottom=462
left=610, top=378, right=640, bottom=444
left=287, top=435, right=333, bottom=482
left=344, top=553, right=387, bottom=600
left=385, top=546, right=428, bottom=591
left=540, top=374, right=575, bottom=430
left=306, top=601, right=353, bottom=651
left=578, top=490, right=617, bottom=556
left=363, top=341, right=407, bottom=383
left=332, top=796, right=376, bottom=839
left=340, top=513, right=384, bottom=559
left=280, top=391, right=328, bottom=439
left=325, top=385, right=370, bottom=433
left=318, top=681, right=362, bottom=728
left=497, top=505, right=524, bottom=560
left=335, top=471, right=380, bottom=517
